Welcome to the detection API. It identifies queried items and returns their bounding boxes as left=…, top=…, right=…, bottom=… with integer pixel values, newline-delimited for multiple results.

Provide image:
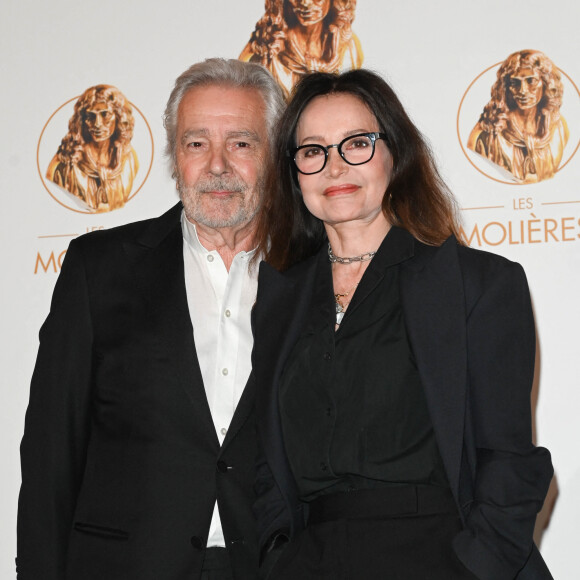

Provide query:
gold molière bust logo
left=457, top=49, right=580, bottom=185
left=38, top=85, right=154, bottom=213
left=240, top=0, right=363, bottom=99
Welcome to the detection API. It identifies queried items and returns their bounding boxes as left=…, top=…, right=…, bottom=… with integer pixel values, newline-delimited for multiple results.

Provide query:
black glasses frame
left=289, top=132, right=387, bottom=175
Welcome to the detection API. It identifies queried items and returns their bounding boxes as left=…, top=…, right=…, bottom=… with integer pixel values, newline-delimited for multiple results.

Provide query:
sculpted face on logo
left=289, top=0, right=331, bottom=27
left=508, top=67, right=544, bottom=111
left=84, top=101, right=117, bottom=142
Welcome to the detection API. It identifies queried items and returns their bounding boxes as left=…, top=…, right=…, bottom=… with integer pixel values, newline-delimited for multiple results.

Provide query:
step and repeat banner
left=1, top=0, right=578, bottom=577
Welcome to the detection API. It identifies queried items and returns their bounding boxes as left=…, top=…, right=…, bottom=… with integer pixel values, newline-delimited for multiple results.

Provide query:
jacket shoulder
left=70, top=203, right=182, bottom=254
left=454, top=242, right=529, bottom=318
left=456, top=242, right=525, bottom=285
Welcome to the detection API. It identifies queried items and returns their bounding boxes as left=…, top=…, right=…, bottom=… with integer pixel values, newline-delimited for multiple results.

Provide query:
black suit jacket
left=252, top=229, right=553, bottom=580
left=17, top=203, right=259, bottom=579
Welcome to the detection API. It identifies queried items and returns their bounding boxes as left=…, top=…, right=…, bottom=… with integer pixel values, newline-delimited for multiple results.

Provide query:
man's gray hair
left=164, top=58, right=285, bottom=168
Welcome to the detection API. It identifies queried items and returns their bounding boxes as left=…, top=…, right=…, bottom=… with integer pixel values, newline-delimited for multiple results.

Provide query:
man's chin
left=183, top=205, right=251, bottom=230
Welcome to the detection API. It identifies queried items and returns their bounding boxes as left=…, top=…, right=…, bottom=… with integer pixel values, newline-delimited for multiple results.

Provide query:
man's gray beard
left=178, top=175, right=261, bottom=229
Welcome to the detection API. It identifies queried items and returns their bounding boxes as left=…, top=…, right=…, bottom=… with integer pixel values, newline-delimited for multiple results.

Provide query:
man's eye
left=187, top=142, right=204, bottom=149
left=234, top=141, right=251, bottom=148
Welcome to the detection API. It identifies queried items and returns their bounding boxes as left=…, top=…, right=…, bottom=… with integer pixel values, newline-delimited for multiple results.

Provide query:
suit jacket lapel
left=400, top=236, right=467, bottom=502
left=252, top=255, right=320, bottom=504
left=253, top=257, right=320, bottom=403
left=122, top=203, right=218, bottom=446
left=221, top=372, right=256, bottom=451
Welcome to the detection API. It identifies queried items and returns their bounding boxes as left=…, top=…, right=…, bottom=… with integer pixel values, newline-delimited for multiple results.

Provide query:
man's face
left=508, top=67, right=544, bottom=111
left=175, top=85, right=268, bottom=231
left=84, top=101, right=116, bottom=142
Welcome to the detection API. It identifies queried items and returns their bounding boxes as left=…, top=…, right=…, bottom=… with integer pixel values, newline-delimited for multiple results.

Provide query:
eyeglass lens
left=295, top=134, right=376, bottom=174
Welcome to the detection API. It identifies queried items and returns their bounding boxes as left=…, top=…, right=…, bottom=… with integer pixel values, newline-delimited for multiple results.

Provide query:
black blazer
left=17, top=203, right=259, bottom=580
left=252, top=229, right=553, bottom=580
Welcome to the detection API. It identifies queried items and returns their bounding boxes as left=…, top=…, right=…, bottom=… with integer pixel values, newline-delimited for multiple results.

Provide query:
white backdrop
left=1, top=1, right=578, bottom=578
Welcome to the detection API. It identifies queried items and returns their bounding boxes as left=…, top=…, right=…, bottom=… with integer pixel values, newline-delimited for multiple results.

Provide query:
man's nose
left=208, top=145, right=229, bottom=175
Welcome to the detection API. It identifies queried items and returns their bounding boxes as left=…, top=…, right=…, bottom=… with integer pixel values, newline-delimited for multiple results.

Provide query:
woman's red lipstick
left=323, top=184, right=359, bottom=196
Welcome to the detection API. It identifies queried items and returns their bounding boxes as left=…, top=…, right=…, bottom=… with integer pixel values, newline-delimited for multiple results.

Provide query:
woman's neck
left=325, top=215, right=391, bottom=260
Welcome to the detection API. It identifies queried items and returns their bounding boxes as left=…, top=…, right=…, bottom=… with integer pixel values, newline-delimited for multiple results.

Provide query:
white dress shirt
left=181, top=211, right=258, bottom=547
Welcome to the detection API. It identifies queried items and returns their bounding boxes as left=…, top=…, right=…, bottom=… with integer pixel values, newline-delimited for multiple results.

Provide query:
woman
left=251, top=69, right=553, bottom=579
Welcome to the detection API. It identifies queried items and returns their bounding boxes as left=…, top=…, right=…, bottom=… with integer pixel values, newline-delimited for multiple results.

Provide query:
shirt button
left=207, top=255, right=214, bottom=262
left=220, top=427, right=227, bottom=436
left=222, top=368, right=229, bottom=376
left=323, top=352, right=332, bottom=360
left=190, top=536, right=203, bottom=550
left=225, top=309, right=231, bottom=317
left=320, top=462, right=328, bottom=472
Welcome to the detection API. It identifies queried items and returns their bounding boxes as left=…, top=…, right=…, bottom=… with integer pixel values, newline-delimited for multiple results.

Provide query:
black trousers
left=269, top=486, right=479, bottom=580
left=201, top=547, right=233, bottom=580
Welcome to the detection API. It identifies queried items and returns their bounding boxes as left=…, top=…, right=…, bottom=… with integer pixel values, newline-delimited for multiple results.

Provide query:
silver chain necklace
left=328, top=243, right=377, bottom=264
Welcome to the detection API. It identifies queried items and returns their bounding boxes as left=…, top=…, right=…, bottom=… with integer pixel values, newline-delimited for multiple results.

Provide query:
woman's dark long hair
left=254, top=69, right=463, bottom=271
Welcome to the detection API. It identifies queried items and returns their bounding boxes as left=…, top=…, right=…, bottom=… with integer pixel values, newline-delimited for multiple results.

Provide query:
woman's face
left=294, top=93, right=393, bottom=228
left=289, top=0, right=331, bottom=27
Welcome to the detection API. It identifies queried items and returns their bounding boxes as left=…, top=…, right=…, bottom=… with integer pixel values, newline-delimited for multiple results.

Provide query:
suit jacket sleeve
left=17, top=239, right=94, bottom=579
left=452, top=254, right=553, bottom=580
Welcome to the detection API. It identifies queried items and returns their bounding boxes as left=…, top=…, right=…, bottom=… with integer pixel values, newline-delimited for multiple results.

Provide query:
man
left=17, top=58, right=285, bottom=580
left=47, top=84, right=139, bottom=212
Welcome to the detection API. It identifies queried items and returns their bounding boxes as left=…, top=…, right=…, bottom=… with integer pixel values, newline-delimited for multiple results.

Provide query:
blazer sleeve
left=452, top=255, right=553, bottom=580
left=17, top=239, right=94, bottom=580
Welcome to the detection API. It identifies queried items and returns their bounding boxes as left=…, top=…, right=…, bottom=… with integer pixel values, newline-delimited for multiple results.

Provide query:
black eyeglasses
left=290, top=132, right=387, bottom=175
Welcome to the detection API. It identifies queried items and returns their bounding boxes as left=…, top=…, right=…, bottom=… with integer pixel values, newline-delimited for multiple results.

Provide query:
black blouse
left=279, top=227, right=449, bottom=501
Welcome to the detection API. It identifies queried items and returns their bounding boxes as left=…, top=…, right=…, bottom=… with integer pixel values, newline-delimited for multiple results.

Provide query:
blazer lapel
left=122, top=203, right=218, bottom=445
left=252, top=256, right=320, bottom=503
left=221, top=372, right=256, bottom=450
left=400, top=236, right=467, bottom=502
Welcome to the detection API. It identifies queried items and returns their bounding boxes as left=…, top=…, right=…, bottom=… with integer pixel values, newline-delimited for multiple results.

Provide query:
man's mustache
left=194, top=177, right=247, bottom=194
